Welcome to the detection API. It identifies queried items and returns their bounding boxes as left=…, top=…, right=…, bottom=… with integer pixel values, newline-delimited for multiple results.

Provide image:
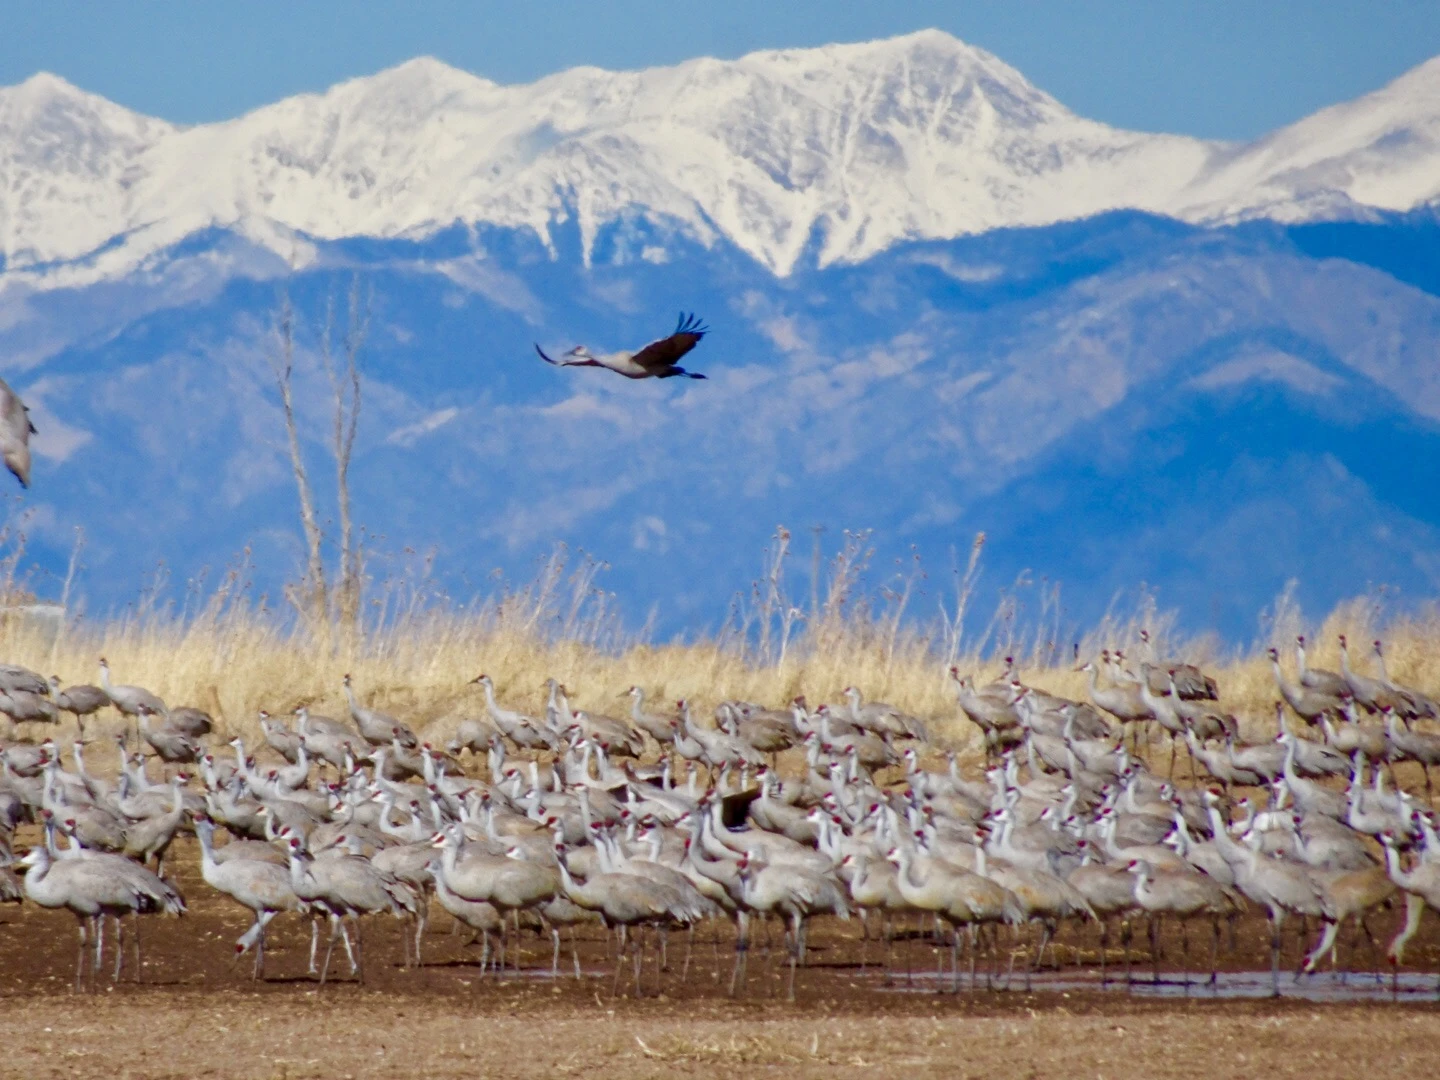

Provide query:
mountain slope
left=5, top=213, right=1437, bottom=637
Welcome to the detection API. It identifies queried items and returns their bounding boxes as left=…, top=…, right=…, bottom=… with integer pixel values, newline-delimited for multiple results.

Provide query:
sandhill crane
left=1066, top=846, right=1138, bottom=985
left=48, top=678, right=108, bottom=736
left=428, top=856, right=505, bottom=970
left=1319, top=701, right=1389, bottom=761
left=735, top=851, right=849, bottom=1000
left=136, top=705, right=200, bottom=765
left=681, top=701, right=764, bottom=769
left=888, top=845, right=1020, bottom=992
left=19, top=844, right=184, bottom=989
left=1129, top=858, right=1239, bottom=989
left=553, top=842, right=697, bottom=995
left=1277, top=733, right=1346, bottom=820
left=0, top=376, right=36, bottom=487
left=839, top=853, right=907, bottom=977
left=1270, top=704, right=1350, bottom=776
left=160, top=704, right=213, bottom=738
left=471, top=674, right=556, bottom=752
left=121, top=773, right=189, bottom=876
left=284, top=836, right=419, bottom=984
left=1078, top=661, right=1154, bottom=749
left=292, top=705, right=352, bottom=739
left=841, top=686, right=921, bottom=739
left=1226, top=733, right=1286, bottom=784
left=1184, top=729, right=1261, bottom=791
left=974, top=841, right=1094, bottom=989
left=1384, top=711, right=1440, bottom=802
left=1136, top=631, right=1218, bottom=700
left=1267, top=648, right=1343, bottom=725
left=258, top=712, right=302, bottom=763
left=294, top=710, right=353, bottom=771
left=625, top=687, right=678, bottom=748
left=342, top=674, right=417, bottom=748
left=431, top=830, right=559, bottom=972
left=1301, top=865, right=1396, bottom=977
left=717, top=702, right=796, bottom=763
left=572, top=709, right=644, bottom=760
left=194, top=815, right=303, bottom=978
left=1373, top=640, right=1439, bottom=720
left=1137, top=668, right=1191, bottom=779
left=536, top=312, right=709, bottom=380
left=947, top=667, right=1023, bottom=757
left=1337, top=634, right=1404, bottom=715
left=1165, top=671, right=1237, bottom=739
left=446, top=716, right=497, bottom=758
left=96, top=658, right=165, bottom=719
left=1294, top=635, right=1346, bottom=697
left=1378, top=832, right=1440, bottom=988
left=0, top=686, right=58, bottom=729
left=1203, top=790, right=1324, bottom=995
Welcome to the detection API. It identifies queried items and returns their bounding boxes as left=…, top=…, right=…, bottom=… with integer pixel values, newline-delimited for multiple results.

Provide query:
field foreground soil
left=0, top=988, right=1436, bottom=1080
left=4, top=834, right=1440, bottom=1079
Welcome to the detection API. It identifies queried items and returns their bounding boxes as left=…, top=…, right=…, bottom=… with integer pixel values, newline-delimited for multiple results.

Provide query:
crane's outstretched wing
left=535, top=344, right=600, bottom=369
left=631, top=312, right=708, bottom=371
left=0, top=378, right=33, bottom=489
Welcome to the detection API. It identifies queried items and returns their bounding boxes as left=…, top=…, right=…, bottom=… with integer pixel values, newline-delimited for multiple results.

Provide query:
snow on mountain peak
left=1176, top=54, right=1440, bottom=222
left=1, top=32, right=1438, bottom=284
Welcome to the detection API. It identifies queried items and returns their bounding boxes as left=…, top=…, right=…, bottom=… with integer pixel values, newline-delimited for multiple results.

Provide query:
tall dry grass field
left=1, top=538, right=1436, bottom=761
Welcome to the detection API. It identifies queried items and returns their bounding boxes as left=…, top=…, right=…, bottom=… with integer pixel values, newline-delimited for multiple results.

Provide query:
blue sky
left=3, top=1, right=1438, bottom=139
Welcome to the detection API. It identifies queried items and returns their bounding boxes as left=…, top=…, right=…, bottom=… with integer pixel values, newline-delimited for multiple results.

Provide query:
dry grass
left=0, top=541, right=1436, bottom=755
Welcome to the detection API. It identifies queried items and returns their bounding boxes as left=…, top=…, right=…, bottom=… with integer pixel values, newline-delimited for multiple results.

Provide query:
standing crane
left=342, top=674, right=418, bottom=748
left=194, top=815, right=304, bottom=979
left=284, top=836, right=420, bottom=984
left=19, top=844, right=184, bottom=989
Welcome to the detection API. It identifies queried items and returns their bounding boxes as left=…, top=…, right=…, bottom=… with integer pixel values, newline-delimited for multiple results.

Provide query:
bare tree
left=318, top=276, right=370, bottom=631
left=269, top=289, right=328, bottom=628
left=268, top=277, right=372, bottom=637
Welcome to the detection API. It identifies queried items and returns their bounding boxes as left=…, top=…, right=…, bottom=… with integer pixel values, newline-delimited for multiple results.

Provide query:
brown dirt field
left=3, top=838, right=1440, bottom=1079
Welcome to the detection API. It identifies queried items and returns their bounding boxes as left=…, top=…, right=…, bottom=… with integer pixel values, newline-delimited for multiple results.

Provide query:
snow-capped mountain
left=1177, top=55, right=1440, bottom=223
left=2, top=32, right=1439, bottom=638
left=5, top=30, right=1437, bottom=286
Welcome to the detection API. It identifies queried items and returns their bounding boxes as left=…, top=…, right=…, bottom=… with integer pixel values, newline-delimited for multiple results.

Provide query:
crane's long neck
left=1281, top=737, right=1301, bottom=784
left=554, top=850, right=587, bottom=901
left=195, top=821, right=219, bottom=871
left=1270, top=658, right=1288, bottom=691
left=1381, top=840, right=1410, bottom=887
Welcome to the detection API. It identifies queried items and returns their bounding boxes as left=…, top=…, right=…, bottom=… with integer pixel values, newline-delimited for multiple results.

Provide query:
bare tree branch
left=317, top=275, right=370, bottom=632
left=268, top=288, right=328, bottom=627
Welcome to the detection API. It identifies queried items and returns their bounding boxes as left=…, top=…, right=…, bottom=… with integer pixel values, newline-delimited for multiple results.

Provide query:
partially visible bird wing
left=534, top=344, right=600, bottom=368
left=630, top=312, right=708, bottom=370
left=0, top=378, right=33, bottom=488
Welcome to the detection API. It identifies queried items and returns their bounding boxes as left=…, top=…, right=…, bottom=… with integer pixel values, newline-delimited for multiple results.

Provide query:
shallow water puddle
left=877, top=968, right=1440, bottom=1001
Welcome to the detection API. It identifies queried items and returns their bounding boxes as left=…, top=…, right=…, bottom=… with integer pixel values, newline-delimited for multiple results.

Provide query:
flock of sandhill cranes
left=1, top=635, right=1439, bottom=999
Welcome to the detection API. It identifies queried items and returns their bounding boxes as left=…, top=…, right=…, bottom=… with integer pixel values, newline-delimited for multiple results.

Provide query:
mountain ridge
left=3, top=30, right=1437, bottom=286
